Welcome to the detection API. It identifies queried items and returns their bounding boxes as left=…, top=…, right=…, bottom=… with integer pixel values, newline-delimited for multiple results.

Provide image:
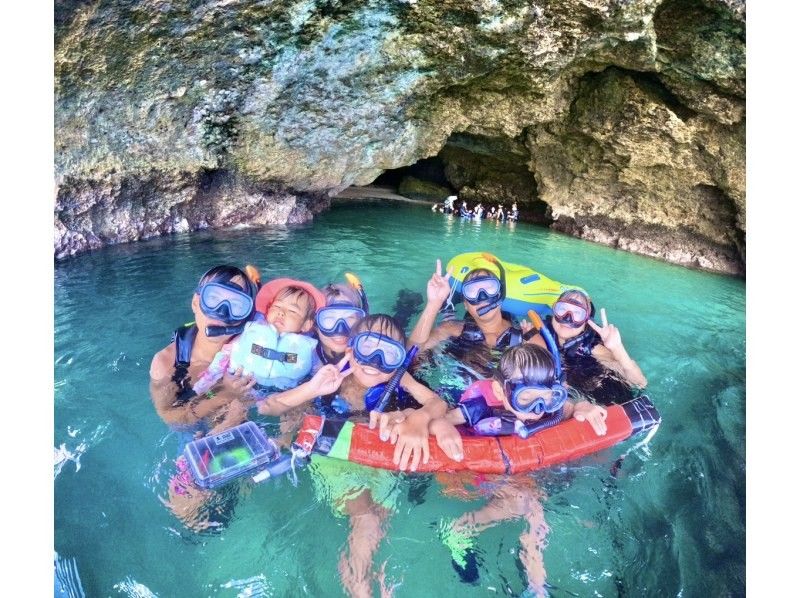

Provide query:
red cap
left=255, top=278, right=326, bottom=316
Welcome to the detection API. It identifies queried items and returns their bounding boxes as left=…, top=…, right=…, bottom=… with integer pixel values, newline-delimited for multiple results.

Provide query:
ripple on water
left=54, top=203, right=745, bottom=596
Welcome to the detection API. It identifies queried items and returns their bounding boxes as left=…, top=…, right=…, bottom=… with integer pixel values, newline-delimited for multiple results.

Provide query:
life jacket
left=458, top=315, right=523, bottom=349
left=545, top=315, right=600, bottom=359
left=171, top=323, right=199, bottom=404
left=228, top=319, right=317, bottom=390
left=457, top=380, right=562, bottom=439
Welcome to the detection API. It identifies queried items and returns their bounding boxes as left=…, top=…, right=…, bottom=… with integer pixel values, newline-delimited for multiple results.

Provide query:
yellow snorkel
left=344, top=272, right=369, bottom=312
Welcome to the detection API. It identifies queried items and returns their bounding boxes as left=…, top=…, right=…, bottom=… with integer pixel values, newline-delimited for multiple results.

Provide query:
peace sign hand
left=307, top=356, right=352, bottom=396
left=587, top=308, right=623, bottom=354
left=427, top=258, right=454, bottom=307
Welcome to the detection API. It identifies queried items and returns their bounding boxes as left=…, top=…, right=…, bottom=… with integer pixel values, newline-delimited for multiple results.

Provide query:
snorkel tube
left=365, top=345, right=420, bottom=413
left=476, top=252, right=506, bottom=316
left=345, top=272, right=369, bottom=313
left=205, top=323, right=247, bottom=337
left=526, top=310, right=564, bottom=384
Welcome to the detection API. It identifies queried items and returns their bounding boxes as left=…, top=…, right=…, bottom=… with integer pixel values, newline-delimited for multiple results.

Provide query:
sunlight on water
left=55, top=201, right=744, bottom=596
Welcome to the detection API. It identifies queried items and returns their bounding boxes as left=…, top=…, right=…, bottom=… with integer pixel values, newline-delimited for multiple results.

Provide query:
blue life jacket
left=228, top=319, right=317, bottom=390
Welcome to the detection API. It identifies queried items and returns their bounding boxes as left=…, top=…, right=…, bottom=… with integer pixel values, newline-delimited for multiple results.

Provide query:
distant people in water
left=497, top=204, right=505, bottom=222
left=487, top=206, right=497, bottom=220
left=473, top=202, right=484, bottom=219
left=444, top=195, right=457, bottom=214
left=509, top=202, right=519, bottom=222
left=459, top=200, right=471, bottom=218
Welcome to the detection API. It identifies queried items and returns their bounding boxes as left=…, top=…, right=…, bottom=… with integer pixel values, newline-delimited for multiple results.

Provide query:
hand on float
left=219, top=367, right=257, bottom=399
left=430, top=418, right=464, bottom=462
left=308, top=356, right=351, bottom=396
left=572, top=401, right=608, bottom=436
left=426, top=258, right=454, bottom=307
left=587, top=308, right=624, bottom=355
left=389, top=410, right=431, bottom=472
left=370, top=409, right=406, bottom=437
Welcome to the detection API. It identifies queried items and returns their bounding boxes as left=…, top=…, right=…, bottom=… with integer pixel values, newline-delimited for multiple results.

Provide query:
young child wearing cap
left=195, top=278, right=326, bottom=432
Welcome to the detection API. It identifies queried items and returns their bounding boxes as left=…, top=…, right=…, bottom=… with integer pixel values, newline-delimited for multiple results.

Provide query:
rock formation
left=55, top=0, right=745, bottom=274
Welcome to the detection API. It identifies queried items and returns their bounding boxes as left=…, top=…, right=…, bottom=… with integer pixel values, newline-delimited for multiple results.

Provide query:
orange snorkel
left=344, top=272, right=369, bottom=313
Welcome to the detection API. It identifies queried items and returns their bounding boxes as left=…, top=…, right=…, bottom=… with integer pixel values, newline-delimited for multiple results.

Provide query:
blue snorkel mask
left=348, top=332, right=407, bottom=374
left=316, top=305, right=367, bottom=337
left=195, top=267, right=257, bottom=336
left=503, top=379, right=568, bottom=415
left=462, top=254, right=507, bottom=316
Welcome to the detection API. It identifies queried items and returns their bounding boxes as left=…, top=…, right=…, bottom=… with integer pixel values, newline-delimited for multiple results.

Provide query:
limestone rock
left=55, top=0, right=745, bottom=273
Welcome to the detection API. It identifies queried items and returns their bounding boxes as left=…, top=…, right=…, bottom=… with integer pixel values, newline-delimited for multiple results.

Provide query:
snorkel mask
left=552, top=292, right=592, bottom=328
left=196, top=267, right=257, bottom=337
left=463, top=253, right=507, bottom=317
left=316, top=305, right=367, bottom=337
left=503, top=378, right=568, bottom=415
left=348, top=332, right=407, bottom=374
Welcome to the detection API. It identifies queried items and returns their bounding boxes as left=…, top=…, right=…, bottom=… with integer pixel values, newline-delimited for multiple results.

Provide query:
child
left=312, top=279, right=368, bottom=372
left=526, top=289, right=647, bottom=403
left=288, top=314, right=451, bottom=597
left=200, top=278, right=326, bottom=432
left=428, top=343, right=607, bottom=596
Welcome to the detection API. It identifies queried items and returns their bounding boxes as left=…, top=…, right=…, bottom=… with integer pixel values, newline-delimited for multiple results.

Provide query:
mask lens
left=316, top=307, right=365, bottom=335
left=507, top=381, right=565, bottom=414
left=199, top=283, right=253, bottom=321
left=352, top=333, right=406, bottom=372
left=553, top=300, right=588, bottom=325
left=463, top=276, right=501, bottom=303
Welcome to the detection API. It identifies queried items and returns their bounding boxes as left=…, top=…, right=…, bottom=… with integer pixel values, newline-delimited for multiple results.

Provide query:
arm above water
left=258, top=358, right=351, bottom=416
left=407, top=259, right=460, bottom=350
left=149, top=347, right=249, bottom=426
left=587, top=309, right=647, bottom=388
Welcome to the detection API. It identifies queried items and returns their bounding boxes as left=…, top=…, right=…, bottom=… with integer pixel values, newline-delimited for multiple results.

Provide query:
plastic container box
left=183, top=422, right=278, bottom=489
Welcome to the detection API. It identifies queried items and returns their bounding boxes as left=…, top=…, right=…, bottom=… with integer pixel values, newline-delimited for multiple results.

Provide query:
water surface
left=55, top=201, right=745, bottom=596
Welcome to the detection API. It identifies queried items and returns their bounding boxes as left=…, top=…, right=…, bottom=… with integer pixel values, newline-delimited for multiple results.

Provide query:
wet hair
left=557, top=289, right=595, bottom=317
left=494, top=344, right=556, bottom=386
left=197, top=265, right=256, bottom=298
left=321, top=282, right=364, bottom=310
left=349, top=314, right=406, bottom=346
left=464, top=268, right=499, bottom=283
left=273, top=286, right=317, bottom=321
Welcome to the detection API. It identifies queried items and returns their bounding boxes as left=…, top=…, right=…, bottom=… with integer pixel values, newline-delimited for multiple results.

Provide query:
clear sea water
left=54, top=201, right=745, bottom=597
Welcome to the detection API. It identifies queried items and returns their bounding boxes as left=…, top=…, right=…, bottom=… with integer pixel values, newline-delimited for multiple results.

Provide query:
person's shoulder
left=150, top=344, right=176, bottom=379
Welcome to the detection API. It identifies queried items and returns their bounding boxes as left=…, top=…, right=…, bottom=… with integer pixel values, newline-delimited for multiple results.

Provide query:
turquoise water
left=54, top=201, right=745, bottom=597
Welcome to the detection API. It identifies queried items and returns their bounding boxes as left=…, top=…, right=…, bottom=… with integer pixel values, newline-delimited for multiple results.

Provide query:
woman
left=526, top=289, right=647, bottom=404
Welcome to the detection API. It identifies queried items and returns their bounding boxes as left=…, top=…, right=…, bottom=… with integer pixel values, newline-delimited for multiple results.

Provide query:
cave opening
left=368, top=132, right=553, bottom=224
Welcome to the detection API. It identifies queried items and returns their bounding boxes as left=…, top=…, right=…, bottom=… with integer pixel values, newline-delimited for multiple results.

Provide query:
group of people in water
left=432, top=195, right=519, bottom=222
left=149, top=257, right=646, bottom=597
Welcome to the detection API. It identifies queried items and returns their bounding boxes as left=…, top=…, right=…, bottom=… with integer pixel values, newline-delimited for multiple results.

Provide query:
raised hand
left=308, top=356, right=351, bottom=397
left=426, top=258, right=454, bottom=307
left=587, top=308, right=624, bottom=355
